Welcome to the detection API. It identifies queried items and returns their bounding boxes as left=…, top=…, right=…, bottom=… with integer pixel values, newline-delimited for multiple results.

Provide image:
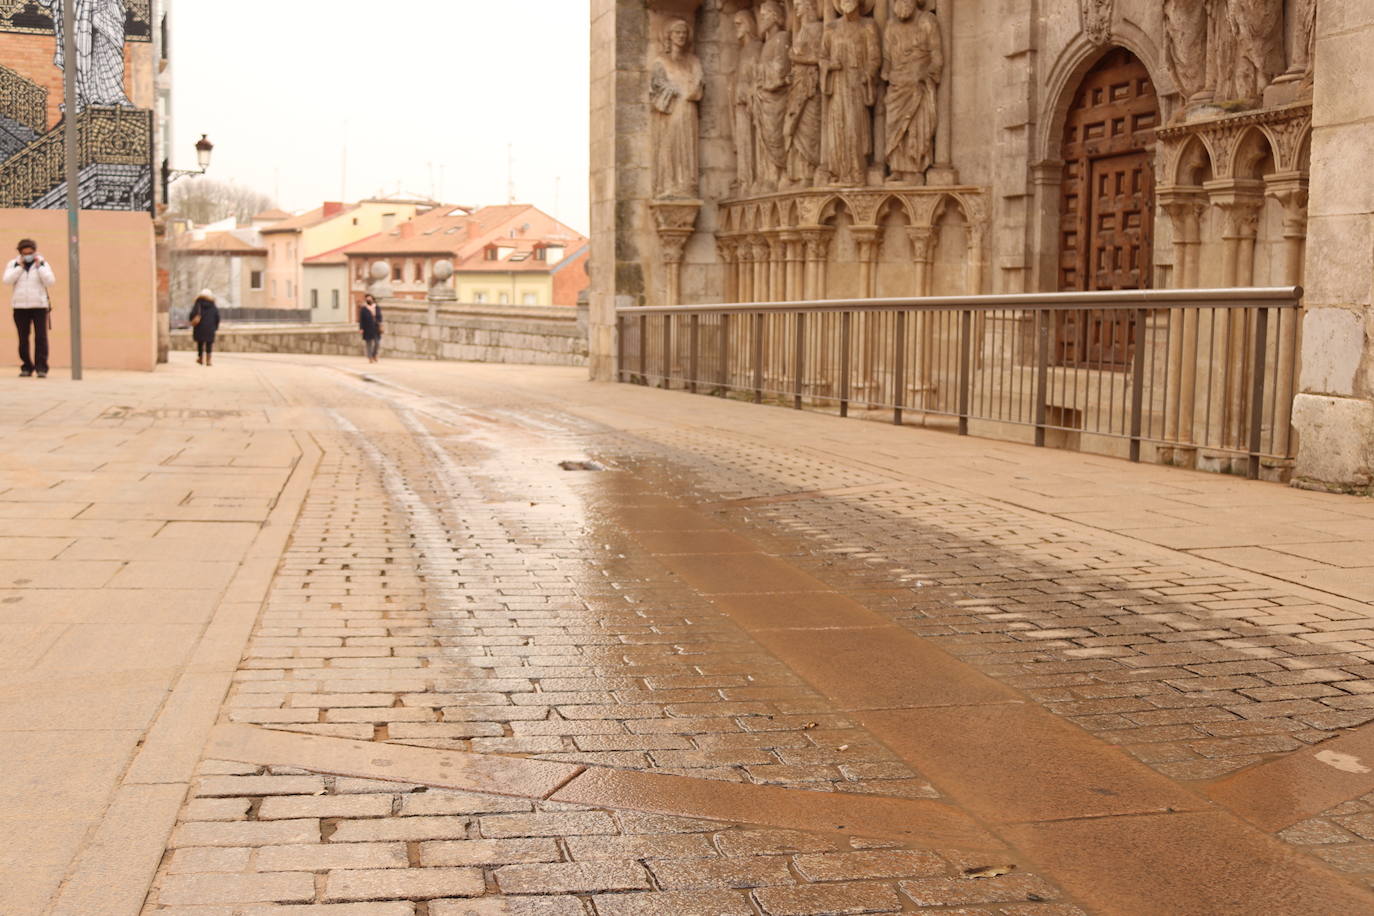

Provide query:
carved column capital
left=906, top=226, right=937, bottom=264
left=1265, top=174, right=1310, bottom=238
left=1205, top=180, right=1265, bottom=240
left=650, top=200, right=702, bottom=266
left=800, top=228, right=832, bottom=262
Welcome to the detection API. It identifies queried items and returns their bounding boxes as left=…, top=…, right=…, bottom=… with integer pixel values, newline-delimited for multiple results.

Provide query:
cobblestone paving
left=613, top=425, right=1374, bottom=784
left=230, top=375, right=936, bottom=797
left=143, top=758, right=1081, bottom=916
left=143, top=360, right=1374, bottom=910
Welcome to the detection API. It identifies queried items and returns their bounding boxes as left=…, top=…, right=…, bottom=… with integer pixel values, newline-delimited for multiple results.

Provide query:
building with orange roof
left=170, top=223, right=268, bottom=316
left=328, top=204, right=588, bottom=315
left=260, top=198, right=435, bottom=310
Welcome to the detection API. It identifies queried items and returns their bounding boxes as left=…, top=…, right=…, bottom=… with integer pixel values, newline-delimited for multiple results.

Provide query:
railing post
left=1247, top=306, right=1270, bottom=480
left=793, top=312, right=805, bottom=410
left=1034, top=309, right=1049, bottom=447
left=893, top=310, right=906, bottom=425
left=957, top=309, right=972, bottom=435
left=661, top=313, right=673, bottom=389
left=1129, top=307, right=1147, bottom=462
left=638, top=313, right=647, bottom=383
left=616, top=312, right=625, bottom=383
left=688, top=313, right=700, bottom=394
left=753, top=312, right=765, bottom=404
left=718, top=312, right=730, bottom=395
left=840, top=311, right=852, bottom=418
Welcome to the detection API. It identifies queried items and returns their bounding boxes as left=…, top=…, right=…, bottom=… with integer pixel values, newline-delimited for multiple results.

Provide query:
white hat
left=199, top=289, right=215, bottom=301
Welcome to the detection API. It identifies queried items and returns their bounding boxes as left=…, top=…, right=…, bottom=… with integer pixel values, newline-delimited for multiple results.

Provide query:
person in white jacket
left=2, top=239, right=56, bottom=377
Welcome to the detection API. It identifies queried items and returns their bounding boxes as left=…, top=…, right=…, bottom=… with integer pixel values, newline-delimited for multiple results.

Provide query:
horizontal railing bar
left=617, top=287, right=1302, bottom=316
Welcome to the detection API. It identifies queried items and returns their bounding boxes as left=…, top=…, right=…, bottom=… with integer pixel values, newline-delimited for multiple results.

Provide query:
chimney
left=322, top=201, right=344, bottom=217
left=399, top=222, right=415, bottom=239
left=467, top=221, right=482, bottom=240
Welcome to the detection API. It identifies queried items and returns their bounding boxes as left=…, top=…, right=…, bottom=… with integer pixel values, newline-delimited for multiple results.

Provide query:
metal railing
left=616, top=288, right=1303, bottom=479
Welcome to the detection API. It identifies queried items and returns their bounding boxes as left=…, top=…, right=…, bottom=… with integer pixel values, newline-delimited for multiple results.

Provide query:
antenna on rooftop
left=507, top=143, right=516, bottom=205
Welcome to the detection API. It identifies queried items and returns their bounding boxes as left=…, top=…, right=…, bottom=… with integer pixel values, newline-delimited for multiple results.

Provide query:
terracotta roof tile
left=175, top=231, right=266, bottom=256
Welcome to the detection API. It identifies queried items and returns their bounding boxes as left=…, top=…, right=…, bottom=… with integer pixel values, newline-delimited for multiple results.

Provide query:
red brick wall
left=552, top=248, right=590, bottom=307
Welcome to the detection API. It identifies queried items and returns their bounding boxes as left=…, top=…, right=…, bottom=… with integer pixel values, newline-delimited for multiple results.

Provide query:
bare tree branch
left=169, top=178, right=276, bottom=225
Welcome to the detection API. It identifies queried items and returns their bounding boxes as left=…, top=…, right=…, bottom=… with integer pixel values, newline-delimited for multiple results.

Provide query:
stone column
left=716, top=237, right=739, bottom=303
left=852, top=227, right=881, bottom=300
left=1160, top=192, right=1208, bottom=454
left=650, top=201, right=702, bottom=307
left=781, top=231, right=804, bottom=301
left=768, top=233, right=787, bottom=302
left=801, top=228, right=831, bottom=300
left=1268, top=177, right=1309, bottom=461
left=1209, top=186, right=1264, bottom=455
left=737, top=240, right=755, bottom=303
left=851, top=226, right=881, bottom=399
left=752, top=237, right=770, bottom=303
left=908, top=226, right=937, bottom=405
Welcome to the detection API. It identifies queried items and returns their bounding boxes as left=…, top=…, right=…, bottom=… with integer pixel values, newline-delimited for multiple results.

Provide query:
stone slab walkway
left=8, top=352, right=1374, bottom=914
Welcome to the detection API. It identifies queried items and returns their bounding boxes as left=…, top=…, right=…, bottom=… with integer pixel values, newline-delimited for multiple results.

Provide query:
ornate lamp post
left=162, top=134, right=215, bottom=203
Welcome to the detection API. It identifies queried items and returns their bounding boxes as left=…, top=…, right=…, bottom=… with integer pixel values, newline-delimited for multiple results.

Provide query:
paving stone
left=256, top=842, right=409, bottom=871
left=257, top=794, right=394, bottom=819
left=171, top=819, right=320, bottom=848
left=420, top=838, right=562, bottom=867
left=753, top=881, right=904, bottom=915
left=494, top=861, right=651, bottom=894
left=329, top=816, right=471, bottom=843
left=589, top=890, right=753, bottom=916
left=324, top=866, right=485, bottom=901
left=155, top=871, right=316, bottom=905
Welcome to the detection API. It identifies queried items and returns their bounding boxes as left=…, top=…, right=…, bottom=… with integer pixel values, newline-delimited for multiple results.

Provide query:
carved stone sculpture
left=882, top=0, right=943, bottom=183
left=755, top=0, right=791, bottom=192
left=1227, top=0, right=1283, bottom=104
left=731, top=9, right=761, bottom=193
left=1079, top=0, right=1114, bottom=46
left=784, top=0, right=824, bottom=188
left=1204, top=0, right=1238, bottom=102
left=1163, top=0, right=1208, bottom=101
left=820, top=0, right=881, bottom=187
left=1292, top=0, right=1317, bottom=82
left=650, top=17, right=705, bottom=200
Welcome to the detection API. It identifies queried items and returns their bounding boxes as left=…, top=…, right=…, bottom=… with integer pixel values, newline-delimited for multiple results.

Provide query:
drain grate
left=559, top=460, right=605, bottom=471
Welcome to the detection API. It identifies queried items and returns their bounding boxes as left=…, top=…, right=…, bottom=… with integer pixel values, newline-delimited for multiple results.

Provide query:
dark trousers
left=14, top=309, right=48, bottom=374
left=197, top=339, right=214, bottom=359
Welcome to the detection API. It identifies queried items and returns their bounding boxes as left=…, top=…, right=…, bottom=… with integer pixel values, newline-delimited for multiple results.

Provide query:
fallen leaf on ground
left=963, top=864, right=1017, bottom=879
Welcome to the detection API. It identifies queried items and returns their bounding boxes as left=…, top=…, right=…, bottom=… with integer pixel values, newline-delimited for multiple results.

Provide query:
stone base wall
left=170, top=302, right=588, bottom=367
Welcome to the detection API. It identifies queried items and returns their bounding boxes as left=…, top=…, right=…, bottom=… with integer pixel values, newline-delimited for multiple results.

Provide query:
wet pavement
left=7, top=352, right=1374, bottom=914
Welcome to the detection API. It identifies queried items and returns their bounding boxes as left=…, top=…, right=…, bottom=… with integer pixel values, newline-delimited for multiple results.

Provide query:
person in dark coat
left=189, top=289, right=221, bottom=366
left=358, top=294, right=383, bottom=362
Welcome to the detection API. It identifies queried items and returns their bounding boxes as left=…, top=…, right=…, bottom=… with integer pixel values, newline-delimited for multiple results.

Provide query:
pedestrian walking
left=189, top=288, right=221, bottom=366
left=2, top=238, right=55, bottom=378
left=359, top=294, right=383, bottom=363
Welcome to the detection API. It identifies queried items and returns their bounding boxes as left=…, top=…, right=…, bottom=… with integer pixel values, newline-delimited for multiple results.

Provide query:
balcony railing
left=615, top=288, right=1303, bottom=480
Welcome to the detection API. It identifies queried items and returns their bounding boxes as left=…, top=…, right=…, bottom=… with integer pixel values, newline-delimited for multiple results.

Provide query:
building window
left=414, top=259, right=425, bottom=282
left=311, top=289, right=319, bottom=309
left=392, top=264, right=403, bottom=281
left=474, top=291, right=487, bottom=303
left=332, top=290, right=340, bottom=309
left=355, top=261, right=365, bottom=280
left=534, top=247, right=546, bottom=261
left=499, top=292, right=510, bottom=304
left=522, top=292, right=537, bottom=305
left=250, top=271, right=263, bottom=290
left=484, top=247, right=498, bottom=261
left=286, top=281, right=293, bottom=298
left=272, top=279, right=277, bottom=295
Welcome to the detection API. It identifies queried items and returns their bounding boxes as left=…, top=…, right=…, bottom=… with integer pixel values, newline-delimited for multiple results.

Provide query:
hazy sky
left=170, top=0, right=591, bottom=231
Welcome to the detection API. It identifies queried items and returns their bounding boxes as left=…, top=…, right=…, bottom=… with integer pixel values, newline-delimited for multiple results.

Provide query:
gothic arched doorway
left=1056, top=47, right=1159, bottom=366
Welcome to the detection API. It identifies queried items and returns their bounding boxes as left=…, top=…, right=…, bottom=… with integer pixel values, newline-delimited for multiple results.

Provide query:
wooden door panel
left=1056, top=47, right=1158, bottom=368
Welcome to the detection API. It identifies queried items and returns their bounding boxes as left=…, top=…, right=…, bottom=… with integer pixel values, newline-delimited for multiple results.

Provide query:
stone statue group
left=1163, top=0, right=1316, bottom=109
left=651, top=0, right=943, bottom=201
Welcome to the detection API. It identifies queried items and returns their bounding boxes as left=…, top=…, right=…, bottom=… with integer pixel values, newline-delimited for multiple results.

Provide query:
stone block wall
left=170, top=302, right=588, bottom=367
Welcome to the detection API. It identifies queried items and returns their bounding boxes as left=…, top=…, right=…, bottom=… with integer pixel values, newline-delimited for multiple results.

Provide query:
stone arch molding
left=717, top=188, right=984, bottom=237
left=1038, top=23, right=1173, bottom=165
left=1156, top=106, right=1313, bottom=186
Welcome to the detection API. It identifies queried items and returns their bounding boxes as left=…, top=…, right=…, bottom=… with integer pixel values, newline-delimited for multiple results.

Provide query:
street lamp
left=162, top=134, right=215, bottom=202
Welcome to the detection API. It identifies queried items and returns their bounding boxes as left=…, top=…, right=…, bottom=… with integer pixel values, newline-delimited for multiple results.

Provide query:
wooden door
left=1057, top=48, right=1158, bottom=367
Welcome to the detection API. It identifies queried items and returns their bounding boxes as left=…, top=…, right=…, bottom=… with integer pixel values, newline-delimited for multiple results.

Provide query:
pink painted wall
left=0, top=209, right=157, bottom=371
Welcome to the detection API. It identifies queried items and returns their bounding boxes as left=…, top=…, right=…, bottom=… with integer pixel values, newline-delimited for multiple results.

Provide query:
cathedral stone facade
left=590, top=0, right=1374, bottom=493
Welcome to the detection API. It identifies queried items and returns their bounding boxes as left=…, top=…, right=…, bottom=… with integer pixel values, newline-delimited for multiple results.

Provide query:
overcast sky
left=170, top=0, right=591, bottom=231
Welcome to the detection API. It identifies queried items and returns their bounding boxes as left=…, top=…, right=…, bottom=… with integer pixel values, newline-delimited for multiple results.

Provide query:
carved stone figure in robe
left=650, top=17, right=705, bottom=200
left=731, top=9, right=761, bottom=193
left=820, top=0, right=881, bottom=187
left=1203, top=0, right=1237, bottom=101
left=1227, top=0, right=1283, bottom=104
left=784, top=0, right=824, bottom=187
left=1163, top=0, right=1208, bottom=101
left=754, top=0, right=791, bottom=191
left=882, top=0, right=942, bottom=183
left=1292, top=0, right=1317, bottom=86
left=1079, top=0, right=1114, bottom=46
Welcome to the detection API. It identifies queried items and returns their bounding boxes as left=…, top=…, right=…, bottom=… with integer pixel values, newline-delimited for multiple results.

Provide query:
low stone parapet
left=169, top=301, right=588, bottom=366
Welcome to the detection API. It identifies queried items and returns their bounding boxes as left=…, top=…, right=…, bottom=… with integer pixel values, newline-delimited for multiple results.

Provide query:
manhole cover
left=559, top=460, right=605, bottom=471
